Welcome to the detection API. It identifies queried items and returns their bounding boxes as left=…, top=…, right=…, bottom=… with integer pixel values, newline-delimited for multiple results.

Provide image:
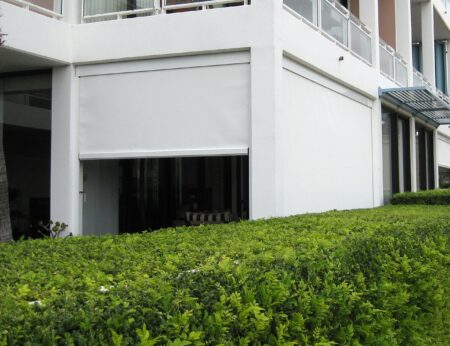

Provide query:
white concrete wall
left=281, top=10, right=379, bottom=99
left=0, top=1, right=71, bottom=63
left=438, top=133, right=450, bottom=169
left=51, top=66, right=80, bottom=235
left=438, top=126, right=450, bottom=169
left=278, top=58, right=374, bottom=215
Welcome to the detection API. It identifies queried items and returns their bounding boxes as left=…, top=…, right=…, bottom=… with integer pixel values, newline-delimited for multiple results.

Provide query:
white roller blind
left=79, top=63, right=250, bottom=159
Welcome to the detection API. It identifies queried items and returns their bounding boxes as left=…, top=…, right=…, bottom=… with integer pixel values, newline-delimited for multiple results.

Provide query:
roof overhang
left=379, top=87, right=450, bottom=127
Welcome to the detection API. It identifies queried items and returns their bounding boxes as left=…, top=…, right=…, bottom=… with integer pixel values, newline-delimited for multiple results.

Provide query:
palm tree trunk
left=0, top=143, right=12, bottom=242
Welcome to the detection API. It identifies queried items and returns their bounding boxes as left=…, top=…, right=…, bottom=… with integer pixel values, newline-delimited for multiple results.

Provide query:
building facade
left=1, top=0, right=450, bottom=237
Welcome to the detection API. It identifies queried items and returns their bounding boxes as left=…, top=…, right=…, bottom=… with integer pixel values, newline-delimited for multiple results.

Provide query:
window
left=435, top=41, right=447, bottom=93
left=412, top=42, right=422, bottom=72
left=0, top=73, right=52, bottom=239
left=382, top=109, right=411, bottom=203
left=439, top=166, right=450, bottom=188
left=416, top=125, right=435, bottom=190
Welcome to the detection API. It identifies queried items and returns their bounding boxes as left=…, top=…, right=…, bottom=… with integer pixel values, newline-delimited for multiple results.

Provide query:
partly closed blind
left=83, top=0, right=155, bottom=16
left=79, top=63, right=250, bottom=159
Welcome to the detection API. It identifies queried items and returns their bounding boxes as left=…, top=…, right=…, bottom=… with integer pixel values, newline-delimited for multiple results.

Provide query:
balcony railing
left=82, top=0, right=249, bottom=23
left=283, top=0, right=372, bottom=65
left=379, top=40, right=408, bottom=87
left=413, top=69, right=433, bottom=90
left=413, top=68, right=450, bottom=105
left=439, top=0, right=450, bottom=11
left=3, top=0, right=63, bottom=18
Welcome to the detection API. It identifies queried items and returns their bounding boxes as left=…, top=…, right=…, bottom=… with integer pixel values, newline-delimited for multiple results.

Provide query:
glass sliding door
left=0, top=73, right=52, bottom=239
left=382, top=112, right=393, bottom=203
left=416, top=124, right=435, bottom=190
left=398, top=117, right=411, bottom=192
left=439, top=166, right=450, bottom=188
left=412, top=42, right=422, bottom=72
left=382, top=108, right=412, bottom=203
left=82, top=155, right=249, bottom=235
left=435, top=41, right=447, bottom=93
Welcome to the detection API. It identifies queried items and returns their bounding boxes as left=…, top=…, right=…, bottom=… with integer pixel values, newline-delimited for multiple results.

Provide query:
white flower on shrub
left=186, top=269, right=200, bottom=274
left=176, top=268, right=200, bottom=280
left=28, top=300, right=42, bottom=307
left=98, top=285, right=114, bottom=293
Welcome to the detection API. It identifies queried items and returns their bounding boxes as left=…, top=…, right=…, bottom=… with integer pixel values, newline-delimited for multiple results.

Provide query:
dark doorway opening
left=1, top=73, right=52, bottom=239
left=82, top=155, right=249, bottom=235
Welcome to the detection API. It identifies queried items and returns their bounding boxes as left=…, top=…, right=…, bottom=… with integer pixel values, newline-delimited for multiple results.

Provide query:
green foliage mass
left=391, top=189, right=450, bottom=205
left=0, top=205, right=449, bottom=345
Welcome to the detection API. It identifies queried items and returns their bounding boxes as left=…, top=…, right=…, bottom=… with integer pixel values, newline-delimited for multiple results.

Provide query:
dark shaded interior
left=1, top=76, right=52, bottom=239
left=118, top=156, right=249, bottom=233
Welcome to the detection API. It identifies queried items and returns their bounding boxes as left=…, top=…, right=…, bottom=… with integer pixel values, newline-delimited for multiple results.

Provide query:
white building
left=1, top=0, right=450, bottom=237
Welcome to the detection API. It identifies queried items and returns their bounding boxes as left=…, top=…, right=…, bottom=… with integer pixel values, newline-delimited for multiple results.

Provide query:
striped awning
left=380, top=87, right=450, bottom=126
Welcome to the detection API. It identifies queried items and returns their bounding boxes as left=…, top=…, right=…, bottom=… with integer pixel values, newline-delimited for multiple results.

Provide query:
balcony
left=412, top=68, right=450, bottom=105
left=82, top=0, right=249, bottom=23
left=379, top=40, right=408, bottom=87
left=439, top=0, right=450, bottom=11
left=283, top=0, right=372, bottom=65
left=2, top=0, right=62, bottom=19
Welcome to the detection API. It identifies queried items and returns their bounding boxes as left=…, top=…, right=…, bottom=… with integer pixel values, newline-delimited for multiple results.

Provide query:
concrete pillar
left=63, top=0, right=82, bottom=24
left=359, top=1, right=383, bottom=206
left=359, top=0, right=380, bottom=70
left=446, top=41, right=450, bottom=94
left=410, top=118, right=417, bottom=192
left=51, top=66, right=81, bottom=235
left=421, top=0, right=436, bottom=87
left=434, top=128, right=439, bottom=188
left=249, top=0, right=283, bottom=219
left=372, top=99, right=384, bottom=206
left=395, top=0, right=414, bottom=86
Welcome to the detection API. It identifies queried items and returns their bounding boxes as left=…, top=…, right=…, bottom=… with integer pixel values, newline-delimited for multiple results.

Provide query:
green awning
left=380, top=87, right=450, bottom=127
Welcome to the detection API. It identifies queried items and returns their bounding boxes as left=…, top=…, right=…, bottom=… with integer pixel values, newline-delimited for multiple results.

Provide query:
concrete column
left=395, top=0, right=414, bottom=86
left=51, top=66, right=81, bottom=235
left=359, top=0, right=380, bottom=70
left=360, top=1, right=382, bottom=205
left=372, top=99, right=384, bottom=207
left=446, top=41, right=450, bottom=94
left=434, top=128, right=439, bottom=188
left=421, top=0, right=436, bottom=87
left=248, top=0, right=283, bottom=219
left=410, top=118, right=418, bottom=192
left=63, top=0, right=82, bottom=24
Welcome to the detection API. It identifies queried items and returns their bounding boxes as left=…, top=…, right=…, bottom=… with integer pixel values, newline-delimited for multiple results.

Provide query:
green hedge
left=391, top=189, right=450, bottom=205
left=0, top=206, right=449, bottom=345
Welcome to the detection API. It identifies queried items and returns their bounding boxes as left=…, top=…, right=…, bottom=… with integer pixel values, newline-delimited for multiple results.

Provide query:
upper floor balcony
left=81, top=0, right=249, bottom=22
left=379, top=39, right=408, bottom=87
left=1, top=0, right=250, bottom=22
left=3, top=0, right=62, bottom=18
left=283, top=0, right=372, bottom=65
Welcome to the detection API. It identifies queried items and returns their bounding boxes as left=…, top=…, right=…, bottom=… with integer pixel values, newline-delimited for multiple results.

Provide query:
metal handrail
left=283, top=0, right=372, bottom=65
left=2, top=0, right=63, bottom=19
left=82, top=0, right=248, bottom=22
left=413, top=68, right=434, bottom=90
left=379, top=39, right=408, bottom=86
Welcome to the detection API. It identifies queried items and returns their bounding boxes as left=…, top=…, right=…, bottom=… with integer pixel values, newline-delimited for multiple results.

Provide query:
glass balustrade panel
left=350, top=21, right=371, bottom=63
left=321, top=0, right=348, bottom=46
left=284, top=0, right=317, bottom=25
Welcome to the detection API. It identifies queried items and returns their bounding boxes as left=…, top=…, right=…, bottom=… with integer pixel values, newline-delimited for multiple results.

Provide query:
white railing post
left=393, top=56, right=397, bottom=83
left=347, top=16, right=351, bottom=50
left=317, top=0, right=322, bottom=29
